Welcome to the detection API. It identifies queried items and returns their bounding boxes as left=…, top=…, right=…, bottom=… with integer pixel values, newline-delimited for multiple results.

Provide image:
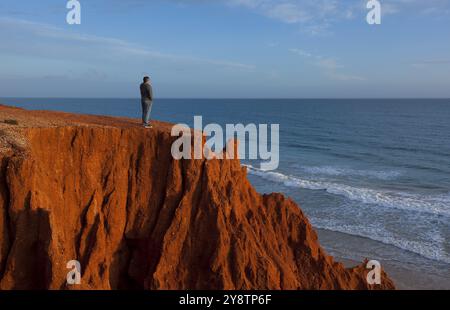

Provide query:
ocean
left=2, top=98, right=450, bottom=288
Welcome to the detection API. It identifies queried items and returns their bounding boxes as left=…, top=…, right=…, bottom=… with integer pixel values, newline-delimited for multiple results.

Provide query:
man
left=140, top=76, right=153, bottom=128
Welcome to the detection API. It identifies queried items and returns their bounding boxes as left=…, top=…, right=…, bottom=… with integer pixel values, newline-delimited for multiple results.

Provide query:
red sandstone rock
left=0, top=104, right=395, bottom=290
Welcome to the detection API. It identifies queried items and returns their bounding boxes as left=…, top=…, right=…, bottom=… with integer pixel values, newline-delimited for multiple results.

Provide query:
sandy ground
left=337, top=257, right=449, bottom=290
left=317, top=229, right=450, bottom=290
left=0, top=104, right=174, bottom=154
left=0, top=103, right=175, bottom=129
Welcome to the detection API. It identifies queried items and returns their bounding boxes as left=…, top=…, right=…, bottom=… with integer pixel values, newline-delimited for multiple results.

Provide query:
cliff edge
left=0, top=104, right=395, bottom=290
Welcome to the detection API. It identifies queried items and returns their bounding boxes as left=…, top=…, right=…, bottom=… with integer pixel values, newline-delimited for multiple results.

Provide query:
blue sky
left=0, top=0, right=450, bottom=98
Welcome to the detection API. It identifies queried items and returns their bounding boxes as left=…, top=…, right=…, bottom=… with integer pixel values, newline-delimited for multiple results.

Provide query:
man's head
left=143, top=76, right=150, bottom=83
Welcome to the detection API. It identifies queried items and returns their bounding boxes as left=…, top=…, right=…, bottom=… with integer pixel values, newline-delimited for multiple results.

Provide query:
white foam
left=244, top=164, right=450, bottom=217
left=313, top=219, right=450, bottom=264
left=245, top=164, right=450, bottom=263
left=300, top=165, right=402, bottom=180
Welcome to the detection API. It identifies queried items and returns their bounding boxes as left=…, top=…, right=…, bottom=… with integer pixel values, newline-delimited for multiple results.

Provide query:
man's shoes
left=143, top=123, right=153, bottom=129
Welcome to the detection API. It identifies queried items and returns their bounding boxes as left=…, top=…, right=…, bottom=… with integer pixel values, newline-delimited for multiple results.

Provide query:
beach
left=317, top=229, right=450, bottom=290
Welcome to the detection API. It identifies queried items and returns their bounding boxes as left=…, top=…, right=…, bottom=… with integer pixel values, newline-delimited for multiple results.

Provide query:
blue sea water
left=2, top=98, right=450, bottom=280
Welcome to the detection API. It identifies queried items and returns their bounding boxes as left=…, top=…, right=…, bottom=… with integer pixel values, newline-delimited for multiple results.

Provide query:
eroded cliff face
left=0, top=105, right=395, bottom=290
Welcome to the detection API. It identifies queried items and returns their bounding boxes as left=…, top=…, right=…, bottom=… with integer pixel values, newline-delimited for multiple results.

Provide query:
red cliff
left=0, top=104, right=395, bottom=290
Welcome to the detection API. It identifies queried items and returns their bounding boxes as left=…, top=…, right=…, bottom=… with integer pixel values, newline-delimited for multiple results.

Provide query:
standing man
left=140, top=76, right=153, bottom=128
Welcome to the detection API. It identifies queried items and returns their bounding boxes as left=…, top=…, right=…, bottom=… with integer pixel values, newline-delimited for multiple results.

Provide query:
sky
left=0, top=0, right=450, bottom=98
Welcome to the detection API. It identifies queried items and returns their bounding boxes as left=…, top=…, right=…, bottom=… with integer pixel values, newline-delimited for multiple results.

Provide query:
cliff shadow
left=4, top=207, right=53, bottom=290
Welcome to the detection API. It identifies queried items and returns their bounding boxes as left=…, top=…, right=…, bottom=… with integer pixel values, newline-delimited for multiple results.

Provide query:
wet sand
left=317, top=229, right=450, bottom=290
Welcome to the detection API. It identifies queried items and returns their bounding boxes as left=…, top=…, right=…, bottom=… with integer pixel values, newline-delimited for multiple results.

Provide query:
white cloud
left=227, top=0, right=349, bottom=34
left=0, top=17, right=254, bottom=71
left=224, top=0, right=450, bottom=34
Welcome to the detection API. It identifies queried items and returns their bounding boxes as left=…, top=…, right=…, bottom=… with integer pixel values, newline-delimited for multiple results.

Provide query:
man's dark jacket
left=140, top=82, right=153, bottom=102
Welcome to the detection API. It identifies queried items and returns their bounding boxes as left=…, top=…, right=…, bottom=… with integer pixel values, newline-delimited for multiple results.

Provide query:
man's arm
left=146, top=84, right=153, bottom=101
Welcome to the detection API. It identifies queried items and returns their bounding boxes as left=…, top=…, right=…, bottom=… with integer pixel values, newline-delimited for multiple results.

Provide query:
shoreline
left=316, top=228, right=450, bottom=290
left=246, top=164, right=449, bottom=290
